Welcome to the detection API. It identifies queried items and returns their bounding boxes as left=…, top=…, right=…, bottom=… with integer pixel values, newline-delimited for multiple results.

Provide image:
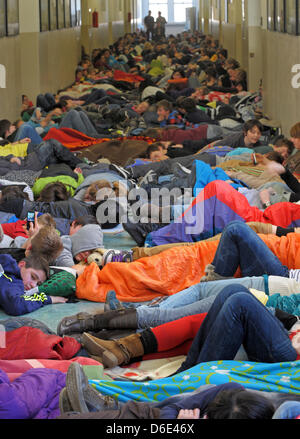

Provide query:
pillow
left=38, top=269, right=76, bottom=297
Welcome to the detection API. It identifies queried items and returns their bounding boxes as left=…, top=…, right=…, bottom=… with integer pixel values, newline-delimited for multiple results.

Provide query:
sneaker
left=103, top=250, right=133, bottom=265
left=139, top=170, right=158, bottom=186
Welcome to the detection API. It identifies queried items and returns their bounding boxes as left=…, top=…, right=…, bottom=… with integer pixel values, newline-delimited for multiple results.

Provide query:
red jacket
left=2, top=220, right=28, bottom=239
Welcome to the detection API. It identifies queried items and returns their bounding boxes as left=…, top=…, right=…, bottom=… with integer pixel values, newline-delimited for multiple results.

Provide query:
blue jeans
left=158, top=277, right=266, bottom=309
left=15, top=123, right=43, bottom=145
left=176, top=284, right=297, bottom=373
left=60, top=110, right=100, bottom=137
left=137, top=295, right=217, bottom=329
left=272, top=401, right=300, bottom=419
left=212, top=221, right=290, bottom=278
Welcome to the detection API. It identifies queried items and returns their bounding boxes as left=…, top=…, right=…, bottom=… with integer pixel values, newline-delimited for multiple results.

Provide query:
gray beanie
left=71, top=224, right=104, bottom=257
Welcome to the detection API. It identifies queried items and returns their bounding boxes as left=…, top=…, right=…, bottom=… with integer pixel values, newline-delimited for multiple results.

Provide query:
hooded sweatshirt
left=54, top=224, right=104, bottom=268
left=0, top=254, right=52, bottom=316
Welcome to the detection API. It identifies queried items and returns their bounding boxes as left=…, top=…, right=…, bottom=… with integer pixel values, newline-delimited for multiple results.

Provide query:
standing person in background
left=144, top=11, right=155, bottom=41
left=156, top=11, right=167, bottom=39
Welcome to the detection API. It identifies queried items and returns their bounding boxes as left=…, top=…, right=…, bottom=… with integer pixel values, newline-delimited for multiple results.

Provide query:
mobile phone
left=26, top=212, right=35, bottom=230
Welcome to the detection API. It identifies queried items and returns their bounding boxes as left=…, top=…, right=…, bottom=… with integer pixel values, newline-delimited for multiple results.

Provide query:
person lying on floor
left=0, top=211, right=63, bottom=264
left=58, top=285, right=300, bottom=373
left=0, top=119, right=43, bottom=145
left=3, top=361, right=298, bottom=420
left=212, top=119, right=264, bottom=149
left=0, top=252, right=67, bottom=316
left=0, top=138, right=82, bottom=177
left=58, top=363, right=299, bottom=419
left=0, top=212, right=57, bottom=248
left=57, top=270, right=300, bottom=343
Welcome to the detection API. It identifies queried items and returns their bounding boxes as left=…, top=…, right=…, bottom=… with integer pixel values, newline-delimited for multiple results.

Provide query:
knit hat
left=268, top=276, right=300, bottom=297
left=71, top=224, right=104, bottom=257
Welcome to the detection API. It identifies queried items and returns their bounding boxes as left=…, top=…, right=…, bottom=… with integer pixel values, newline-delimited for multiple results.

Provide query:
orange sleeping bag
left=76, top=233, right=300, bottom=303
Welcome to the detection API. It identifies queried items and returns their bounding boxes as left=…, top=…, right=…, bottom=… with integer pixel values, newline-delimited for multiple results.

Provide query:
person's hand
left=27, top=212, right=40, bottom=238
left=72, top=264, right=87, bottom=276
left=10, top=157, right=21, bottom=166
left=50, top=296, right=68, bottom=304
left=177, top=408, right=200, bottom=419
left=74, top=167, right=83, bottom=174
left=19, top=138, right=31, bottom=144
left=259, top=188, right=272, bottom=205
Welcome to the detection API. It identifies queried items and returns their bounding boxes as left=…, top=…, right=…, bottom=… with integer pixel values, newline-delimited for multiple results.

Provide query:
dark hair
left=0, top=119, right=12, bottom=139
left=0, top=185, right=29, bottom=202
left=205, top=66, right=217, bottom=79
left=157, top=99, right=173, bottom=112
left=172, top=69, right=185, bottom=79
left=265, top=151, right=284, bottom=164
left=274, top=137, right=295, bottom=155
left=219, top=74, right=232, bottom=88
left=21, top=254, right=50, bottom=280
left=205, top=389, right=275, bottom=419
left=177, top=97, right=197, bottom=113
left=243, top=119, right=264, bottom=134
left=71, top=215, right=98, bottom=228
left=145, top=142, right=164, bottom=159
left=38, top=182, right=70, bottom=202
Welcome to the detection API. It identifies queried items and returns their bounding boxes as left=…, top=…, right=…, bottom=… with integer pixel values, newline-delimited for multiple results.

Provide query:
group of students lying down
left=0, top=29, right=300, bottom=421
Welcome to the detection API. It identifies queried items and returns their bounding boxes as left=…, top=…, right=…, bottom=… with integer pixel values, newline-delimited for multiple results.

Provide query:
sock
left=276, top=226, right=295, bottom=237
left=275, top=309, right=298, bottom=331
left=268, top=275, right=300, bottom=296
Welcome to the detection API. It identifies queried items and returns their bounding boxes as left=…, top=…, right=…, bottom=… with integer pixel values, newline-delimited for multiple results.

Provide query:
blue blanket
left=90, top=360, right=300, bottom=404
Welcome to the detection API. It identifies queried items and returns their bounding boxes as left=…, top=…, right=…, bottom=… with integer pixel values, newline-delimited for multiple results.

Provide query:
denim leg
left=60, top=110, right=98, bottom=137
left=272, top=401, right=300, bottom=419
left=158, top=277, right=266, bottom=309
left=176, top=284, right=297, bottom=373
left=15, top=124, right=43, bottom=145
left=35, top=139, right=82, bottom=168
left=212, top=221, right=289, bottom=278
left=137, top=295, right=217, bottom=329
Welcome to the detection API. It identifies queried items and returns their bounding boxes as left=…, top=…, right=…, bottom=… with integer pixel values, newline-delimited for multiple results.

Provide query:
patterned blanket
left=90, top=360, right=300, bottom=403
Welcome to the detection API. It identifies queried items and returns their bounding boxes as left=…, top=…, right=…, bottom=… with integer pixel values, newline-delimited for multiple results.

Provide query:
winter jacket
left=0, top=367, right=65, bottom=419
left=0, top=254, right=52, bottom=316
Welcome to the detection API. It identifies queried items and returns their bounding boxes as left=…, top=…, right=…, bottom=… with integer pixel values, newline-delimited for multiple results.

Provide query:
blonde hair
left=30, top=226, right=63, bottom=263
left=37, top=213, right=56, bottom=229
left=290, top=122, right=300, bottom=139
left=85, top=180, right=127, bottom=201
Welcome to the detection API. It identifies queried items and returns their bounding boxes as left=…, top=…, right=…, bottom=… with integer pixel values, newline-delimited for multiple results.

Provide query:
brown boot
left=82, top=332, right=144, bottom=368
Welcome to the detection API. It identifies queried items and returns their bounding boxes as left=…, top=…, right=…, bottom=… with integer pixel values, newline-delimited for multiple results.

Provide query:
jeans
left=137, top=295, right=217, bottom=329
left=36, top=93, right=56, bottom=112
left=33, top=139, right=82, bottom=169
left=15, top=123, right=43, bottom=145
left=176, top=284, right=297, bottom=373
left=212, top=221, right=290, bottom=278
left=60, top=110, right=100, bottom=138
left=158, top=277, right=266, bottom=309
left=272, top=401, right=300, bottom=419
